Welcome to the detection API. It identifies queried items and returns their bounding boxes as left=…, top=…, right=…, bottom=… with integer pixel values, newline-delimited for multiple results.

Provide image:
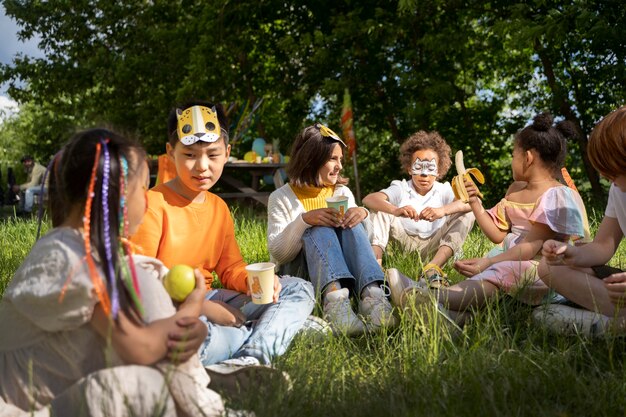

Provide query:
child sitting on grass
left=130, top=101, right=315, bottom=390
left=537, top=106, right=626, bottom=336
left=389, top=113, right=589, bottom=326
left=363, top=130, right=474, bottom=288
left=267, top=123, right=397, bottom=335
left=0, top=128, right=225, bottom=416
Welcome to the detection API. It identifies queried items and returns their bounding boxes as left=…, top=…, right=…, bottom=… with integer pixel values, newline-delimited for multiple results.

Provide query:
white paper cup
left=245, top=262, right=276, bottom=304
left=326, top=195, right=349, bottom=218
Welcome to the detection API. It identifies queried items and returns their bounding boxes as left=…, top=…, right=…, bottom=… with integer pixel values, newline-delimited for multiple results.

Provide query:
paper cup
left=245, top=262, right=276, bottom=304
left=326, top=195, right=349, bottom=218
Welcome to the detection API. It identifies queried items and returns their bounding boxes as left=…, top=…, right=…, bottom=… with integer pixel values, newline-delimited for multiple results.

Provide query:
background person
left=12, top=155, right=47, bottom=214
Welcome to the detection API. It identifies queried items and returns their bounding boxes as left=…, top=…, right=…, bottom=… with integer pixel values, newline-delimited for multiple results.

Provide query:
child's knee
left=279, top=277, right=315, bottom=302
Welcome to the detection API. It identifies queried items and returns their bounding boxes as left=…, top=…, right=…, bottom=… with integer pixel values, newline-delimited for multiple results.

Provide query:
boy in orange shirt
left=131, top=100, right=315, bottom=389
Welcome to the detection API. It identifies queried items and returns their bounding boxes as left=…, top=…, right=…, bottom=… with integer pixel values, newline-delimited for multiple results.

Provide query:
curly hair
left=399, top=131, right=452, bottom=180
left=588, top=106, right=626, bottom=180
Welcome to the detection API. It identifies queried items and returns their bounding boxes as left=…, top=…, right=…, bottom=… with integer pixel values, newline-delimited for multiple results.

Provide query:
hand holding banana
left=451, top=150, right=485, bottom=203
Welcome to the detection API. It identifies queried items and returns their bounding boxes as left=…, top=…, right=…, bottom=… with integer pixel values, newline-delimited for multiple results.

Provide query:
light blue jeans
left=198, top=276, right=314, bottom=365
left=22, top=186, right=44, bottom=212
left=279, top=224, right=385, bottom=296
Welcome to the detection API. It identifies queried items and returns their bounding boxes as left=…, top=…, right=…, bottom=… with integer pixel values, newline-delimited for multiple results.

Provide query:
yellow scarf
left=290, top=184, right=335, bottom=212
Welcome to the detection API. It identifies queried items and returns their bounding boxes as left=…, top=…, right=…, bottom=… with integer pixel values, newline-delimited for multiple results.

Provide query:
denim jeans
left=22, top=186, right=44, bottom=212
left=279, top=224, right=385, bottom=296
left=198, top=276, right=314, bottom=365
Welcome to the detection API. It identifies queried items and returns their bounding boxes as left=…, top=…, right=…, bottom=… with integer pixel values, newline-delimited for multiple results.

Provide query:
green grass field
left=2, top=207, right=626, bottom=416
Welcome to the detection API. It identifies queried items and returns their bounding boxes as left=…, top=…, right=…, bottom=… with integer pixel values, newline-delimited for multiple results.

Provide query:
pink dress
left=469, top=185, right=589, bottom=304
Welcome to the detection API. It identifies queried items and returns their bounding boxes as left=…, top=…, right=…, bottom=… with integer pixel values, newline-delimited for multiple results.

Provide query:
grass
left=2, top=207, right=626, bottom=416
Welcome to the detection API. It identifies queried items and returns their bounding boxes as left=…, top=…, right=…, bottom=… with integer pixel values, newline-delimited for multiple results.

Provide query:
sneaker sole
left=206, top=365, right=292, bottom=396
left=532, top=304, right=611, bottom=338
left=386, top=268, right=405, bottom=308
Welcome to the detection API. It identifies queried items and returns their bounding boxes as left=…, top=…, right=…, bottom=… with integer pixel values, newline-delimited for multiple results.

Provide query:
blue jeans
left=279, top=225, right=385, bottom=296
left=22, top=186, right=44, bottom=212
left=198, top=276, right=314, bottom=365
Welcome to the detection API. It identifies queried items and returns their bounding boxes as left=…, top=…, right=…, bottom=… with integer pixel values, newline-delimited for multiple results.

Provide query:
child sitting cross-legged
left=363, top=130, right=475, bottom=288
left=388, top=112, right=590, bottom=327
left=536, top=106, right=626, bottom=337
left=130, top=101, right=315, bottom=393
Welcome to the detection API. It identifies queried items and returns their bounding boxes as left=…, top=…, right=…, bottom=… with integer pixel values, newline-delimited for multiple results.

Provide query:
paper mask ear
left=411, top=157, right=438, bottom=176
left=176, top=105, right=221, bottom=145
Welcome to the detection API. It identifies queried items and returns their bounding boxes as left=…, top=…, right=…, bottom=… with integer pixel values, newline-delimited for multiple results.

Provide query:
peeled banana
left=451, top=150, right=485, bottom=203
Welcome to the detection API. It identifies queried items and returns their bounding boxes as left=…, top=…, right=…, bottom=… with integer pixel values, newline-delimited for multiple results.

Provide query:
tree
left=2, top=0, right=625, bottom=203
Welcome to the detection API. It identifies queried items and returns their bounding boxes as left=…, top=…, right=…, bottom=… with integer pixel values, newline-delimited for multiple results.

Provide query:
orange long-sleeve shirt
left=130, top=184, right=249, bottom=293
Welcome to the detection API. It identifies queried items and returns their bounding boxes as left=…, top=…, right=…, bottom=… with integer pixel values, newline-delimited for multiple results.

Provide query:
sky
left=0, top=4, right=44, bottom=120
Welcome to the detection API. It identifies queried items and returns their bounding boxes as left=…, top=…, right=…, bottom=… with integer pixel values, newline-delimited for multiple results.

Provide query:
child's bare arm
left=91, top=305, right=206, bottom=365
left=201, top=300, right=246, bottom=327
left=445, top=199, right=472, bottom=215
left=490, top=222, right=555, bottom=265
left=468, top=198, right=507, bottom=243
left=90, top=271, right=207, bottom=365
left=363, top=191, right=419, bottom=220
left=543, top=216, right=621, bottom=268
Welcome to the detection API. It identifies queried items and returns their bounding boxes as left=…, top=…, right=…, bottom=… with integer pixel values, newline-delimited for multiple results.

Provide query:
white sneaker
left=299, top=314, right=333, bottom=341
left=386, top=268, right=426, bottom=307
left=205, top=356, right=291, bottom=396
left=532, top=304, right=611, bottom=338
left=401, top=284, right=462, bottom=337
left=323, top=288, right=367, bottom=336
left=359, top=286, right=399, bottom=329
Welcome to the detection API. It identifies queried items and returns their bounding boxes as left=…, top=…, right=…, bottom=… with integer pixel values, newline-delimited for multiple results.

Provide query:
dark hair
left=399, top=131, right=452, bottom=180
left=21, top=155, right=34, bottom=163
left=48, top=128, right=147, bottom=321
left=287, top=124, right=349, bottom=187
left=588, top=106, right=626, bottom=180
left=167, top=100, right=229, bottom=147
left=514, top=112, right=577, bottom=175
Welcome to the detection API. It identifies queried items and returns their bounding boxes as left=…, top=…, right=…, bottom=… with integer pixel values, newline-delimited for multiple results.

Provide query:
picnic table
left=216, top=161, right=287, bottom=206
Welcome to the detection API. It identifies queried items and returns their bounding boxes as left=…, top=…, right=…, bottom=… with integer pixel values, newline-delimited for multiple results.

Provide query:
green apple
left=164, top=264, right=196, bottom=302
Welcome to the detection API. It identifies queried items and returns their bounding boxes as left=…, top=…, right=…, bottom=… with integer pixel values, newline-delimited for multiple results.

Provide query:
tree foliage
left=1, top=0, right=625, bottom=204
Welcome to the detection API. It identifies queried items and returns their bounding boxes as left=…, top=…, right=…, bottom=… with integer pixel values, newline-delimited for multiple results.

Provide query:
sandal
left=421, top=263, right=450, bottom=289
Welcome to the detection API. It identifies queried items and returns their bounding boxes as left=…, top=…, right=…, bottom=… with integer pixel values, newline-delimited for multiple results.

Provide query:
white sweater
left=267, top=183, right=360, bottom=266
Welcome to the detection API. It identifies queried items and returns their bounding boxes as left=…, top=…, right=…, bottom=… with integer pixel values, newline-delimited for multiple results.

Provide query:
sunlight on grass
left=2, top=209, right=626, bottom=416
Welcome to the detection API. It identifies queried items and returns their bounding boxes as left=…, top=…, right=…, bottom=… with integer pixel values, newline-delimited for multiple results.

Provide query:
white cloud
left=0, top=95, right=19, bottom=122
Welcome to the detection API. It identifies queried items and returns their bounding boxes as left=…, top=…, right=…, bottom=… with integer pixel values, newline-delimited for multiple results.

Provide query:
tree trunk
left=534, top=39, right=603, bottom=198
left=374, top=86, right=402, bottom=144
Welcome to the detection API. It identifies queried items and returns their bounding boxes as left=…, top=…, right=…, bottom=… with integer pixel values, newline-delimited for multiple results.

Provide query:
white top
left=380, top=179, right=455, bottom=238
left=0, top=228, right=212, bottom=411
left=267, top=183, right=358, bottom=266
left=605, top=183, right=626, bottom=238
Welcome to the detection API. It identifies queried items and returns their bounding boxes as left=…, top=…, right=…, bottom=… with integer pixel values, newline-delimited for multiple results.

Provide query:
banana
left=451, top=150, right=485, bottom=203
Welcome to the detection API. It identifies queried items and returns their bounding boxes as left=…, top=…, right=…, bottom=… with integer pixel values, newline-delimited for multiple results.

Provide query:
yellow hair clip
left=315, top=123, right=347, bottom=147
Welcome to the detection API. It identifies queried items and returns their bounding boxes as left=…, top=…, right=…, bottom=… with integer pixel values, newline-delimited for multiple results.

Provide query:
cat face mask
left=176, top=105, right=221, bottom=145
left=410, top=157, right=438, bottom=177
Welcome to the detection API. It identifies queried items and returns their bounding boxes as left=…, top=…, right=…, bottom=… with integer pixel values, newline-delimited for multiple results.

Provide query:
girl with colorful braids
left=0, top=129, right=226, bottom=416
